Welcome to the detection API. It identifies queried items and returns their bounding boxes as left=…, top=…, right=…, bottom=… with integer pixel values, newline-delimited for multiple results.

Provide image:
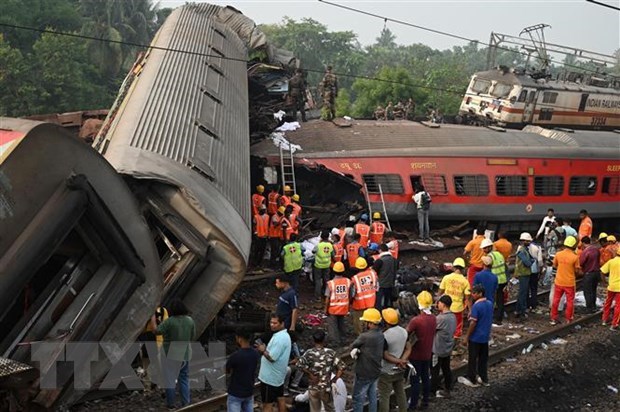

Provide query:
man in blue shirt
left=473, top=255, right=498, bottom=305
left=256, top=314, right=292, bottom=412
left=460, top=284, right=493, bottom=388
left=275, top=274, right=298, bottom=331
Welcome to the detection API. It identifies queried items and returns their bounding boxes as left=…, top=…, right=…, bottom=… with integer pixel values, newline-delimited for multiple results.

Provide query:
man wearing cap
left=439, top=258, right=471, bottom=338
left=350, top=257, right=379, bottom=335
left=355, top=215, right=371, bottom=247
left=460, top=284, right=493, bottom=388
left=513, top=232, right=535, bottom=320
left=313, top=231, right=336, bottom=301
left=325, top=262, right=354, bottom=346
left=406, top=291, right=437, bottom=410
left=280, top=185, right=293, bottom=208
left=474, top=255, right=498, bottom=308
left=601, top=247, right=620, bottom=330
left=373, top=244, right=398, bottom=310
left=527, top=236, right=544, bottom=311
left=369, top=213, right=386, bottom=245
left=551, top=236, right=582, bottom=325
left=291, top=194, right=302, bottom=226
left=481, top=239, right=507, bottom=324
left=252, top=185, right=267, bottom=217
left=464, top=223, right=487, bottom=288
left=378, top=308, right=408, bottom=412
left=579, top=236, right=601, bottom=313
left=350, top=308, right=384, bottom=412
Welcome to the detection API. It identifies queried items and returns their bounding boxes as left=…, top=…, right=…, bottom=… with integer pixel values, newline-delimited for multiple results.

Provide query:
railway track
left=178, top=281, right=592, bottom=412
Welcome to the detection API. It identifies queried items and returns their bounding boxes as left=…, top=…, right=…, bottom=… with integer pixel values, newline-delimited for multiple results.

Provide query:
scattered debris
left=550, top=338, right=568, bottom=345
left=541, top=343, right=549, bottom=350
left=506, top=333, right=522, bottom=341
left=607, top=385, right=619, bottom=394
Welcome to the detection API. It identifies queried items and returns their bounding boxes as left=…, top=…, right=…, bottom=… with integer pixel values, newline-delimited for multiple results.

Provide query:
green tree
left=0, top=34, right=30, bottom=116
left=335, top=88, right=351, bottom=117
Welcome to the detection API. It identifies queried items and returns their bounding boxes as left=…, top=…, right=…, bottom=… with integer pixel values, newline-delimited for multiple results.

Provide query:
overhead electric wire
left=586, top=0, right=620, bottom=12
left=317, top=0, right=618, bottom=77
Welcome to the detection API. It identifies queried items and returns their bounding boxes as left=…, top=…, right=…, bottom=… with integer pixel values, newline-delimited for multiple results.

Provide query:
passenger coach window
left=419, top=174, right=448, bottom=195
left=517, top=90, right=527, bottom=102
left=602, top=176, right=620, bottom=196
left=454, top=175, right=489, bottom=196
left=496, top=175, right=528, bottom=196
left=569, top=176, right=597, bottom=196
left=542, top=92, right=558, bottom=104
left=363, top=174, right=404, bottom=194
left=534, top=176, right=564, bottom=196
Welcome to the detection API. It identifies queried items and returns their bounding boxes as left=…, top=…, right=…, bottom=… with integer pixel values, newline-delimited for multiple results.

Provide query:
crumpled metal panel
left=0, top=357, right=33, bottom=379
left=97, top=3, right=251, bottom=259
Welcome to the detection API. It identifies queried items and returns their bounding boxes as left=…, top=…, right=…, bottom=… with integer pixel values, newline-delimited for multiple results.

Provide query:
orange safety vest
left=289, top=213, right=299, bottom=235
left=280, top=195, right=291, bottom=207
left=327, top=277, right=351, bottom=315
left=346, top=243, right=361, bottom=267
left=291, top=202, right=302, bottom=217
left=369, top=221, right=386, bottom=245
left=281, top=217, right=292, bottom=241
left=331, top=243, right=344, bottom=268
left=268, top=192, right=280, bottom=215
left=355, top=223, right=370, bottom=247
left=351, top=269, right=378, bottom=310
left=251, top=193, right=265, bottom=216
left=338, top=228, right=346, bottom=246
left=269, top=214, right=282, bottom=238
left=254, top=214, right=270, bottom=238
left=389, top=240, right=399, bottom=259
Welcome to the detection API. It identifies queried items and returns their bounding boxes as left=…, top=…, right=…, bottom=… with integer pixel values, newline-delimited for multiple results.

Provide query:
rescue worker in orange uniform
left=350, top=257, right=379, bottom=335
left=601, top=235, right=618, bottom=266
left=281, top=207, right=293, bottom=242
left=464, top=223, right=487, bottom=288
left=285, top=205, right=299, bottom=237
left=578, top=209, right=593, bottom=240
left=369, top=212, right=386, bottom=245
left=346, top=233, right=366, bottom=270
left=355, top=214, right=371, bottom=247
left=252, top=185, right=266, bottom=217
left=325, top=262, right=354, bottom=346
left=385, top=231, right=399, bottom=261
left=252, top=205, right=270, bottom=266
left=268, top=206, right=285, bottom=268
left=331, top=233, right=345, bottom=268
left=280, top=185, right=293, bottom=208
left=291, top=194, right=302, bottom=220
left=267, top=186, right=280, bottom=216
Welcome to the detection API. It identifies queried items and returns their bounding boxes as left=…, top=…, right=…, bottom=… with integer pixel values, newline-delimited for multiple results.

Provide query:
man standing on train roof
left=252, top=185, right=266, bottom=217
left=535, top=208, right=556, bottom=240
left=321, top=65, right=338, bottom=121
left=550, top=236, right=582, bottom=325
left=578, top=209, right=593, bottom=240
left=369, top=212, right=386, bottom=246
left=288, top=68, right=307, bottom=123
left=463, top=223, right=487, bottom=288
left=412, top=184, right=432, bottom=243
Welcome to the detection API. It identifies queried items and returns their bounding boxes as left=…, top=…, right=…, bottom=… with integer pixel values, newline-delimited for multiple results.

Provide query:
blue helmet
left=369, top=243, right=379, bottom=251
left=361, top=213, right=369, bottom=221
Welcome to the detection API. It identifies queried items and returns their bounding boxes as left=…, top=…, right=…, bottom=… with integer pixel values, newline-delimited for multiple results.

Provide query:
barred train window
left=362, top=174, right=404, bottom=194
left=496, top=175, right=528, bottom=196
left=602, top=177, right=620, bottom=196
left=534, top=176, right=564, bottom=196
left=538, top=108, right=554, bottom=121
left=421, top=174, right=448, bottom=195
left=454, top=175, right=489, bottom=196
left=569, top=176, right=597, bottom=196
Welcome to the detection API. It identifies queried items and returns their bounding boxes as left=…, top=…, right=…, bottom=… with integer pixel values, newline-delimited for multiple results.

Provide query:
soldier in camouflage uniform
left=385, top=102, right=394, bottom=121
left=296, top=330, right=346, bottom=412
left=288, top=68, right=307, bottom=122
left=405, top=98, right=416, bottom=121
left=321, top=66, right=338, bottom=120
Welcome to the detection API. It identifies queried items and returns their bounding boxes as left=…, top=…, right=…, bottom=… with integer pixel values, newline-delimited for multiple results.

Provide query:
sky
left=159, top=0, right=620, bottom=58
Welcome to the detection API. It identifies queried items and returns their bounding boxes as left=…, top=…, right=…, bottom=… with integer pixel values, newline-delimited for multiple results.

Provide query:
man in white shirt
left=535, top=208, right=556, bottom=240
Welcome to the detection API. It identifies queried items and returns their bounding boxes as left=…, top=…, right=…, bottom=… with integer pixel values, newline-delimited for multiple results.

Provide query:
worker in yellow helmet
left=325, top=261, right=353, bottom=346
left=370, top=212, right=386, bottom=245
left=438, top=257, right=471, bottom=338
left=350, top=257, right=379, bottom=335
left=550, top=236, right=582, bottom=325
left=252, top=185, right=266, bottom=216
left=280, top=185, right=293, bottom=208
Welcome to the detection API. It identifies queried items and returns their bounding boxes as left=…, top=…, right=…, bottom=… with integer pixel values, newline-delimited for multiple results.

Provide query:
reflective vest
left=251, top=193, right=265, bottom=216
left=347, top=243, right=361, bottom=267
left=268, top=192, right=279, bottom=215
left=389, top=240, right=399, bottom=259
left=291, top=202, right=302, bottom=218
left=355, top=223, right=370, bottom=247
left=327, top=277, right=351, bottom=315
left=281, top=217, right=292, bottom=241
left=280, top=195, right=291, bottom=207
left=333, top=243, right=344, bottom=264
left=369, top=222, right=386, bottom=245
left=314, top=241, right=334, bottom=269
left=489, top=251, right=507, bottom=284
left=352, top=269, right=378, bottom=310
left=282, top=241, right=303, bottom=273
left=269, top=214, right=282, bottom=239
left=338, top=228, right=346, bottom=247
left=289, top=213, right=299, bottom=235
left=254, top=214, right=270, bottom=238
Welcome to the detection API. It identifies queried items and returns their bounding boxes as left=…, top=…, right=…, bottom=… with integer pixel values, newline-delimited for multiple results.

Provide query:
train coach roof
left=251, top=120, right=620, bottom=160
left=474, top=69, right=619, bottom=93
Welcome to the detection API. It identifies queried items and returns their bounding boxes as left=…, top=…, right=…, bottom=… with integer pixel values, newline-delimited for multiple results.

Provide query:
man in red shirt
left=579, top=236, right=600, bottom=313
left=406, top=291, right=437, bottom=410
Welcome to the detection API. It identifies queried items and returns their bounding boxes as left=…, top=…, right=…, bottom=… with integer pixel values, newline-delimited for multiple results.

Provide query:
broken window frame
left=569, top=176, right=597, bottom=196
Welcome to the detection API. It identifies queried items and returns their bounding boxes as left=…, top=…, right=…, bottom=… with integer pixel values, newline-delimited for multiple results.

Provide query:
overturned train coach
left=0, top=3, right=252, bottom=409
left=253, top=120, right=620, bottom=225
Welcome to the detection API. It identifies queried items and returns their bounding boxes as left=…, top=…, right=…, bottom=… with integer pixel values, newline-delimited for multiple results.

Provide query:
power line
left=317, top=0, right=617, bottom=77
left=586, top=0, right=620, bottom=12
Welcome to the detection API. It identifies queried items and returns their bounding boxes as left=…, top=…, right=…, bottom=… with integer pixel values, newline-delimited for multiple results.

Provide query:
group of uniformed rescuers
left=246, top=186, right=620, bottom=411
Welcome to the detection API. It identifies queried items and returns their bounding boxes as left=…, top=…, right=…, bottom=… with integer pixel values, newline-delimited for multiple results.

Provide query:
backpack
left=421, top=191, right=431, bottom=210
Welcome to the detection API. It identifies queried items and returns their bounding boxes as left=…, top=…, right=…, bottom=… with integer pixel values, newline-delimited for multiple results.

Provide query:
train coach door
left=522, top=89, right=537, bottom=123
